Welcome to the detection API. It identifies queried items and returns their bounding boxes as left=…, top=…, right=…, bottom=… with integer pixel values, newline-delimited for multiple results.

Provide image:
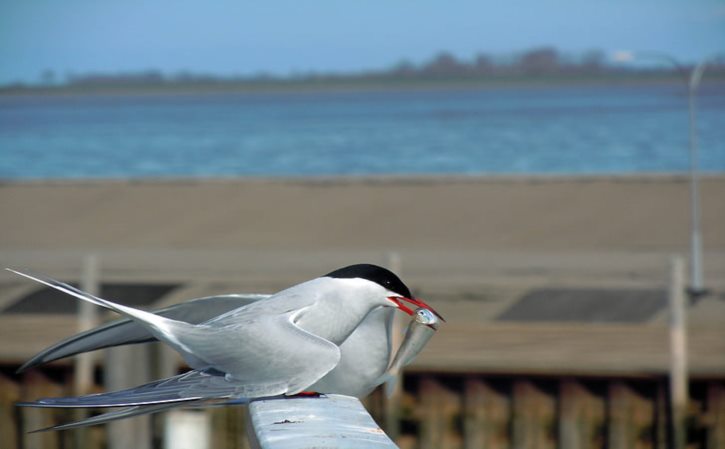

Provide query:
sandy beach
left=1, top=174, right=723, bottom=290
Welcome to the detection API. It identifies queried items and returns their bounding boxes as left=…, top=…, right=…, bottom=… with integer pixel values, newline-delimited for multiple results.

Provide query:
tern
left=10, top=264, right=443, bottom=430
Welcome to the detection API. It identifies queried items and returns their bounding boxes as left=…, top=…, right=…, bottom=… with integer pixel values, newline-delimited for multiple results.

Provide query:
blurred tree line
left=15, top=47, right=725, bottom=90
left=392, top=48, right=612, bottom=77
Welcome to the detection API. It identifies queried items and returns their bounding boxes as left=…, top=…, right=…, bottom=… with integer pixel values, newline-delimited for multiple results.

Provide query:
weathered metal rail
left=247, top=395, right=398, bottom=449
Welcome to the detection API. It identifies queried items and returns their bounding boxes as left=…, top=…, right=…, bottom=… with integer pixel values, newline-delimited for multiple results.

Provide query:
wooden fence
left=1, top=370, right=724, bottom=449
left=363, top=374, right=725, bottom=449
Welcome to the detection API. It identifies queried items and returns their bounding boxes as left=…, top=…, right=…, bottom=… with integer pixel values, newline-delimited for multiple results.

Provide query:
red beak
left=388, top=296, right=446, bottom=322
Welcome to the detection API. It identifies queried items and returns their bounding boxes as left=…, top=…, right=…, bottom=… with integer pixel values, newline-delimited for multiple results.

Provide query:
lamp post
left=612, top=51, right=710, bottom=298
left=686, top=62, right=708, bottom=298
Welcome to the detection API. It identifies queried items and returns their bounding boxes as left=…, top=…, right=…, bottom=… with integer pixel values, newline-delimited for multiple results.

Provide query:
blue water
left=1, top=84, right=724, bottom=179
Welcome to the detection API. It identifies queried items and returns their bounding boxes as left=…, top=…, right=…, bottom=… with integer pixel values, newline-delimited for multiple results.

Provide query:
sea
left=1, top=83, right=724, bottom=179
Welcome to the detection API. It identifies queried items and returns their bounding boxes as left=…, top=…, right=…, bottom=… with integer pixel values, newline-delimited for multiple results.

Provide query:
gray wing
left=18, top=293, right=269, bottom=373
left=21, top=307, right=341, bottom=403
left=14, top=270, right=341, bottom=398
left=18, top=369, right=252, bottom=408
left=180, top=307, right=342, bottom=396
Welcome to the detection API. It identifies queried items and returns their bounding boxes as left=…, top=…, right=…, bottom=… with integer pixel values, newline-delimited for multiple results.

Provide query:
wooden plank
left=559, top=379, right=605, bottom=449
left=104, top=345, right=152, bottom=449
left=707, top=382, right=725, bottom=449
left=559, top=379, right=580, bottom=449
left=20, top=370, right=63, bottom=449
left=631, top=383, right=656, bottom=449
left=164, top=409, right=211, bottom=449
left=210, top=405, right=250, bottom=449
left=395, top=385, right=420, bottom=449
left=68, top=255, right=102, bottom=449
left=511, top=380, right=556, bottom=449
left=75, top=254, right=100, bottom=395
left=0, top=283, right=37, bottom=311
left=0, top=316, right=80, bottom=362
left=412, top=323, right=725, bottom=376
left=654, top=381, right=667, bottom=449
left=463, top=378, right=489, bottom=449
left=608, top=381, right=629, bottom=449
left=0, top=373, right=21, bottom=449
left=463, top=377, right=510, bottom=449
left=361, top=386, right=385, bottom=430
left=419, top=376, right=462, bottom=449
left=608, top=381, right=655, bottom=449
left=419, top=376, right=445, bottom=449
left=668, top=256, right=688, bottom=449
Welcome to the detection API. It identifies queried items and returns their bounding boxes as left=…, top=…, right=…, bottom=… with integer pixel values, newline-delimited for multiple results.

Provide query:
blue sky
left=1, top=0, right=723, bottom=84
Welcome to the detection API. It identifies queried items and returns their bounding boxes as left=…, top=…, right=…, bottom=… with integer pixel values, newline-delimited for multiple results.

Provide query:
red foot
left=293, top=391, right=321, bottom=397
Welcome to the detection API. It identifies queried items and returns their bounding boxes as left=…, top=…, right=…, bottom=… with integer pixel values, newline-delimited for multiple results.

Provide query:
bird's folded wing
left=18, top=293, right=269, bottom=372
left=17, top=370, right=251, bottom=408
left=12, top=269, right=341, bottom=399
left=183, top=306, right=342, bottom=396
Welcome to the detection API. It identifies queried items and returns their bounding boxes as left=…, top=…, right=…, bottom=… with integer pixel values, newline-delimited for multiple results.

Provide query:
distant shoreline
left=3, top=74, right=724, bottom=97
left=2, top=172, right=724, bottom=186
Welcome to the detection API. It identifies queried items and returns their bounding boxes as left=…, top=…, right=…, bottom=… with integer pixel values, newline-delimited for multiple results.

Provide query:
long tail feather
left=17, top=370, right=247, bottom=408
left=30, top=403, right=183, bottom=432
left=17, top=293, right=268, bottom=373
left=30, top=397, right=245, bottom=432
left=8, top=269, right=177, bottom=331
left=7, top=269, right=196, bottom=358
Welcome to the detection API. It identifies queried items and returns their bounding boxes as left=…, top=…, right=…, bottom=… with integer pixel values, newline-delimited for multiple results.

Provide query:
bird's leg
left=291, top=391, right=323, bottom=397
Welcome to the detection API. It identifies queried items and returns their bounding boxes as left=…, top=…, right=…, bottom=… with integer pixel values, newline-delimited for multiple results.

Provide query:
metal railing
left=247, top=394, right=398, bottom=449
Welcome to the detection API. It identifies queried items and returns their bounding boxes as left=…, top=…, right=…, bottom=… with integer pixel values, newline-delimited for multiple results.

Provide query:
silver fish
left=381, top=308, right=439, bottom=396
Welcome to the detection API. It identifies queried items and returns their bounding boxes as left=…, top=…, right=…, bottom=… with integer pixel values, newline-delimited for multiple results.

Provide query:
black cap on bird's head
left=324, top=263, right=445, bottom=321
left=325, top=264, right=412, bottom=298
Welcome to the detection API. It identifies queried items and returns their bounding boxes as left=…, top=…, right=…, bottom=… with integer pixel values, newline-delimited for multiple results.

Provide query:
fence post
left=76, top=253, right=100, bottom=396
left=71, top=255, right=101, bottom=448
left=0, top=374, right=20, bottom=449
left=669, top=256, right=688, bottom=449
left=464, top=378, right=510, bottom=449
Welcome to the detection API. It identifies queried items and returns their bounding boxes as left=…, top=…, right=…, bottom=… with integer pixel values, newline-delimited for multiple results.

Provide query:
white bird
left=9, top=264, right=443, bottom=430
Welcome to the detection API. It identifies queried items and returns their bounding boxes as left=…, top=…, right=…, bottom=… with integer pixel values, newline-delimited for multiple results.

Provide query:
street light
left=612, top=50, right=711, bottom=298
